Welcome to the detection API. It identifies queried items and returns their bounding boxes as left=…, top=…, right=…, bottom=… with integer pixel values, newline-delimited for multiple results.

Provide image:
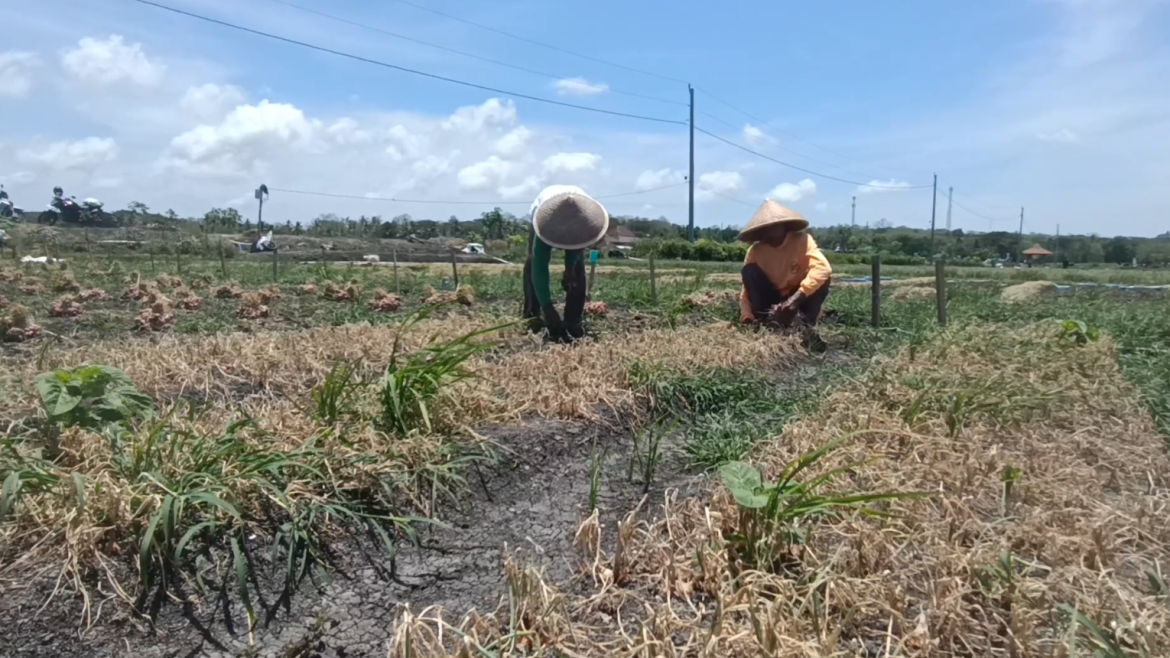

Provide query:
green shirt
left=531, top=236, right=583, bottom=306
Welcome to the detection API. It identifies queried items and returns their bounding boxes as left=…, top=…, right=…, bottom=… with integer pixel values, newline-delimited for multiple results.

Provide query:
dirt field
left=3, top=255, right=1170, bottom=657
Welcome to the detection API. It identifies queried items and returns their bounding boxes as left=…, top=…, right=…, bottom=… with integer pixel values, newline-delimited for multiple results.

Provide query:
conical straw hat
left=533, top=191, right=610, bottom=250
left=736, top=199, right=809, bottom=243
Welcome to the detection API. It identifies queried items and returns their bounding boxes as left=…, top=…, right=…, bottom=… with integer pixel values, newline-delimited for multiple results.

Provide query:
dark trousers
left=742, top=263, right=830, bottom=327
left=522, top=227, right=586, bottom=328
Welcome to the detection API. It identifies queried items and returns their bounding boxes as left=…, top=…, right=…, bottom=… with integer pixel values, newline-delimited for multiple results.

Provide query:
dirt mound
left=1002, top=280, right=1057, bottom=302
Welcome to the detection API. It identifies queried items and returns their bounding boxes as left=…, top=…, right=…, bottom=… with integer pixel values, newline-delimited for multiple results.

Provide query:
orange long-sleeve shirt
left=739, top=232, right=832, bottom=321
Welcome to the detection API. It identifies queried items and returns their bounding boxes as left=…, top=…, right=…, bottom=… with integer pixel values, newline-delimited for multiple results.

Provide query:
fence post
left=649, top=250, right=658, bottom=305
left=450, top=249, right=460, bottom=288
left=392, top=246, right=400, bottom=295
left=871, top=254, right=881, bottom=328
left=273, top=247, right=279, bottom=282
left=587, top=256, right=598, bottom=299
left=935, top=259, right=947, bottom=326
left=176, top=244, right=182, bottom=276
left=218, top=240, right=227, bottom=278
left=149, top=245, right=156, bottom=273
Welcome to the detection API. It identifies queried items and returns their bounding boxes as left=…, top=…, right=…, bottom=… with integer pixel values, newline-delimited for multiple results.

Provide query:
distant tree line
left=92, top=200, right=1170, bottom=267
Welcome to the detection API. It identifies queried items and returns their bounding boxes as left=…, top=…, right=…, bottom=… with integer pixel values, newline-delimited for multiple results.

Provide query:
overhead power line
left=950, top=198, right=1013, bottom=225
left=130, top=0, right=686, bottom=126
left=697, top=185, right=755, bottom=208
left=266, top=182, right=688, bottom=206
left=381, top=0, right=689, bottom=85
left=695, top=87, right=933, bottom=178
left=695, top=126, right=935, bottom=189
left=262, top=0, right=686, bottom=107
left=950, top=189, right=1017, bottom=215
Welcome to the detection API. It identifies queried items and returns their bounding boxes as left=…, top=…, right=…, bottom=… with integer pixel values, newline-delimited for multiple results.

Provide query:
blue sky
left=2, top=0, right=1168, bottom=236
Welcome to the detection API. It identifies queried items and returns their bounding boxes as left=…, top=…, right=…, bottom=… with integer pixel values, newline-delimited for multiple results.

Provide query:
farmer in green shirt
left=522, top=185, right=610, bottom=341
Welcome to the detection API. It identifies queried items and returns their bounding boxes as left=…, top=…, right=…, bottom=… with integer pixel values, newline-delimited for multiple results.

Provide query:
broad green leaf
left=720, top=461, right=769, bottom=509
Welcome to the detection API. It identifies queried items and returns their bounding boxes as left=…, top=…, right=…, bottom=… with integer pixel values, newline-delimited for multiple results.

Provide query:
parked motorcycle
left=0, top=186, right=21, bottom=219
left=37, top=187, right=107, bottom=225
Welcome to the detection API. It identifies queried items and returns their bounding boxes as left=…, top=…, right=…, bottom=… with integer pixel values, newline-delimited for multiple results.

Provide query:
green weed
left=719, top=436, right=926, bottom=573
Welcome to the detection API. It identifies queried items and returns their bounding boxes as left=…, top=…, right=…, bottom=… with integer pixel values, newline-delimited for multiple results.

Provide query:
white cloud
left=442, top=98, right=517, bottom=133
left=553, top=77, right=609, bottom=97
left=743, top=124, right=773, bottom=146
left=857, top=179, right=912, bottom=195
left=1, top=171, right=36, bottom=185
left=543, top=152, right=602, bottom=174
left=768, top=178, right=817, bottom=203
left=0, top=52, right=38, bottom=98
left=163, top=101, right=321, bottom=177
left=327, top=118, right=373, bottom=145
left=180, top=83, right=245, bottom=118
left=91, top=175, right=124, bottom=189
left=458, top=156, right=511, bottom=190
left=495, top=126, right=531, bottom=158
left=1036, top=127, right=1079, bottom=143
left=61, top=35, right=165, bottom=87
left=498, top=175, right=543, bottom=200
left=699, top=171, right=744, bottom=192
left=412, top=154, right=454, bottom=178
left=635, top=168, right=686, bottom=190
left=18, top=137, right=119, bottom=171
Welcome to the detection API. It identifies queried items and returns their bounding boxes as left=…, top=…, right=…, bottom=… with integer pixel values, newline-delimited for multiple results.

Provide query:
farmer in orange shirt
left=738, top=200, right=832, bottom=331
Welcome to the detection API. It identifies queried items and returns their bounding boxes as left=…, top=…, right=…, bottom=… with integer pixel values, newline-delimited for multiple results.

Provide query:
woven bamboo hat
left=736, top=199, right=809, bottom=243
left=532, top=190, right=610, bottom=250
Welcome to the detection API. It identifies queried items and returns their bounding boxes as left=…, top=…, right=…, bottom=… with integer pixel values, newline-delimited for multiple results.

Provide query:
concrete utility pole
left=945, top=186, right=953, bottom=231
left=1017, top=207, right=1025, bottom=263
left=687, top=84, right=695, bottom=242
left=851, top=196, right=856, bottom=227
left=929, top=173, right=938, bottom=254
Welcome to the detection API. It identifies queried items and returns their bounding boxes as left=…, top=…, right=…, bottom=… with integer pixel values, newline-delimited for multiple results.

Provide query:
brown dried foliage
left=584, top=300, right=608, bottom=317
left=19, top=282, right=43, bottom=295
left=78, top=288, right=110, bottom=302
left=295, top=283, right=318, bottom=296
left=213, top=284, right=244, bottom=299
left=134, top=295, right=175, bottom=332
left=1, top=304, right=41, bottom=342
left=423, top=285, right=475, bottom=307
left=49, top=295, right=84, bottom=318
left=387, top=324, right=1170, bottom=657
left=154, top=274, right=183, bottom=290
left=368, top=289, right=403, bottom=313
left=322, top=280, right=361, bottom=302
left=237, top=292, right=270, bottom=320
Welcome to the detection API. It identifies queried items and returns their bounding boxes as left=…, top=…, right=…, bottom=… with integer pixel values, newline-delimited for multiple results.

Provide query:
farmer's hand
left=740, top=312, right=756, bottom=325
left=770, top=291, right=805, bottom=325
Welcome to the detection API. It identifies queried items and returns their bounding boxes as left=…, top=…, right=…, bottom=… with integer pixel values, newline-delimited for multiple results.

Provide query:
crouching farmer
left=522, top=185, right=609, bottom=342
left=738, top=200, right=831, bottom=345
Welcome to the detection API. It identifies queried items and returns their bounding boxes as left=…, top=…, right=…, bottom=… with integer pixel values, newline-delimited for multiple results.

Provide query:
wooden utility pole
left=687, top=84, right=696, bottom=243
left=871, top=254, right=881, bottom=328
left=935, top=260, right=947, bottom=326
left=929, top=173, right=938, bottom=254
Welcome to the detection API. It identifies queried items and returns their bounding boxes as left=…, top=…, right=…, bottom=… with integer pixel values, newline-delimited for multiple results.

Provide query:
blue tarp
left=837, top=276, right=893, bottom=283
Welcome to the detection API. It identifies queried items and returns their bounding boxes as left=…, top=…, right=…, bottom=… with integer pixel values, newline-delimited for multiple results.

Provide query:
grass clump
left=628, top=362, right=816, bottom=469
left=375, top=309, right=503, bottom=436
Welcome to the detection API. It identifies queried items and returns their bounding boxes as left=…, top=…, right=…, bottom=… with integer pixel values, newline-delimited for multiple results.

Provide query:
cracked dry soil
left=2, top=417, right=705, bottom=658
